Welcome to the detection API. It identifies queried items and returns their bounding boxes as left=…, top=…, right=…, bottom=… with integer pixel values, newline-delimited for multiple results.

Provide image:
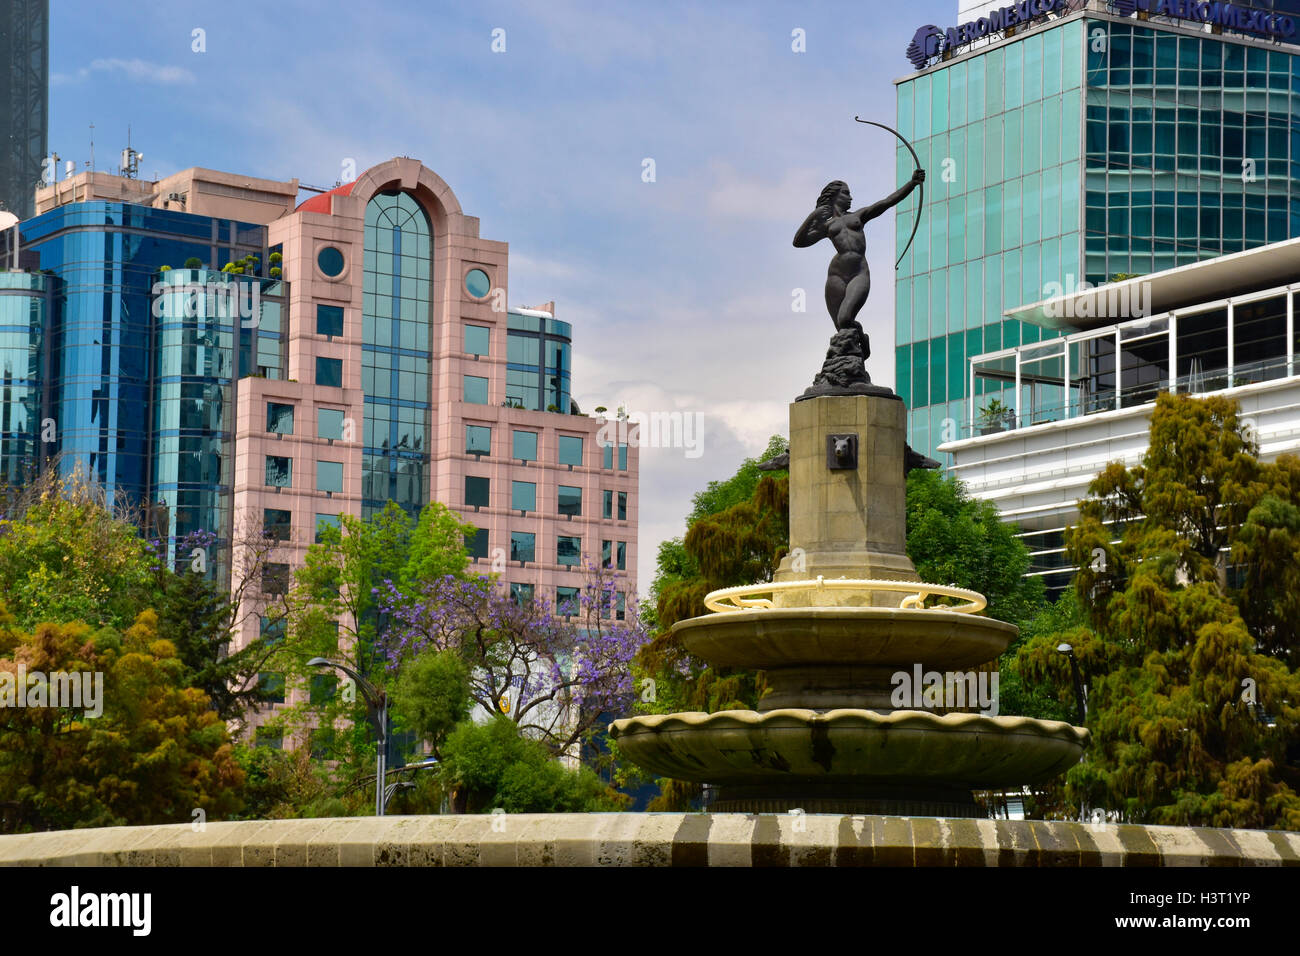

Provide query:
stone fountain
left=609, top=145, right=1088, bottom=818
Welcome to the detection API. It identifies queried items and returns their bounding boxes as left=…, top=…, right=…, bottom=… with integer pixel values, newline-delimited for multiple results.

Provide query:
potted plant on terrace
left=978, top=398, right=1015, bottom=436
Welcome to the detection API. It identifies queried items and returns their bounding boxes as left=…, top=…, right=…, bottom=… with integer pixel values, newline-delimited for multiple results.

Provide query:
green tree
left=0, top=471, right=156, bottom=631
left=259, top=500, right=476, bottom=811
left=905, top=469, right=1045, bottom=626
left=391, top=648, right=472, bottom=760
left=438, top=716, right=627, bottom=813
left=1019, top=394, right=1300, bottom=828
left=0, top=607, right=245, bottom=832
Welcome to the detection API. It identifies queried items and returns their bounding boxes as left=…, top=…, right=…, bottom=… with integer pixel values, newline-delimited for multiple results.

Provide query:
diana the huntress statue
left=774, top=118, right=939, bottom=475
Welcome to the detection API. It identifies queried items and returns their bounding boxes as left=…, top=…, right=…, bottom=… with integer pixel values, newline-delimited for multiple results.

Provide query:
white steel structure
left=938, top=238, right=1300, bottom=594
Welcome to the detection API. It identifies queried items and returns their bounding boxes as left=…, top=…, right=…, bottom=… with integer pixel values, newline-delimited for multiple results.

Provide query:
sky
left=48, top=0, right=957, bottom=598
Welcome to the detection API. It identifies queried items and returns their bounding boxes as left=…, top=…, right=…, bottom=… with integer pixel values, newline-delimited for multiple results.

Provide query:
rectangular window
left=465, top=325, right=490, bottom=355
left=602, top=442, right=614, bottom=469
left=254, top=727, right=283, bottom=749
left=602, top=441, right=629, bottom=469
left=318, top=407, right=345, bottom=441
left=264, top=508, right=291, bottom=542
left=316, top=356, right=343, bottom=388
left=464, top=374, right=489, bottom=404
left=308, top=726, right=336, bottom=758
left=557, top=535, right=581, bottom=567
left=265, top=455, right=292, bottom=487
left=511, top=531, right=535, bottom=563
left=510, top=582, right=535, bottom=606
left=556, top=586, right=580, bottom=617
left=465, top=475, right=490, bottom=508
left=618, top=491, right=627, bottom=520
left=511, top=481, right=536, bottom=512
left=262, top=562, right=290, bottom=596
left=466, top=527, right=489, bottom=559
left=315, top=513, right=340, bottom=543
left=602, top=539, right=613, bottom=568
left=558, top=435, right=583, bottom=467
left=466, top=424, right=491, bottom=455
left=558, top=485, right=582, bottom=517
left=603, top=490, right=613, bottom=519
left=309, top=675, right=337, bottom=706
left=266, top=402, right=294, bottom=434
left=260, top=614, right=286, bottom=646
left=316, top=304, right=344, bottom=337
left=316, top=461, right=344, bottom=494
left=512, top=430, right=538, bottom=461
left=616, top=592, right=626, bottom=621
left=617, top=540, right=627, bottom=571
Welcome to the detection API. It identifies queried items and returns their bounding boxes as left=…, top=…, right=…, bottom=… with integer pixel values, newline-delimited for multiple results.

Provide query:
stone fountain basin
left=673, top=607, right=1017, bottom=670
left=609, top=709, right=1089, bottom=789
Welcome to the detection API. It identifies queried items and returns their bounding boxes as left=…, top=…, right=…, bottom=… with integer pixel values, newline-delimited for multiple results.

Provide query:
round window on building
left=465, top=268, right=491, bottom=299
left=317, top=246, right=345, bottom=277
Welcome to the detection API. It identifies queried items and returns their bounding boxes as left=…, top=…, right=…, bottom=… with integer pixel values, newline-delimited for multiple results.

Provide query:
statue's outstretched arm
left=793, top=207, right=831, bottom=247
left=854, top=169, right=925, bottom=224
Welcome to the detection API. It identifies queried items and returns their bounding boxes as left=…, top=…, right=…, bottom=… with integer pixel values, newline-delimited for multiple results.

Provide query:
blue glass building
left=895, top=1, right=1300, bottom=459
left=10, top=201, right=284, bottom=562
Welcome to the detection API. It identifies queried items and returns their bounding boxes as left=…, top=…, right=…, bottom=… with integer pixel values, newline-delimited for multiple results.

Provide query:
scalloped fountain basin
left=675, top=606, right=1017, bottom=671
left=609, top=709, right=1089, bottom=798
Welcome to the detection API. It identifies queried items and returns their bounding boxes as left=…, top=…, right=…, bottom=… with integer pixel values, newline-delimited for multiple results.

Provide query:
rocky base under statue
left=798, top=323, right=898, bottom=402
left=786, top=323, right=940, bottom=474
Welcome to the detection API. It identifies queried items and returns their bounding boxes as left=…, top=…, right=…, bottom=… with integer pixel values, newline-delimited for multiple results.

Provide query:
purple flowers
left=373, top=562, right=647, bottom=750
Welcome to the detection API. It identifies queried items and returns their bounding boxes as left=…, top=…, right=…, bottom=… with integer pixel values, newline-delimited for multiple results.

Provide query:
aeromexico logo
left=907, top=0, right=1067, bottom=69
left=908, top=0, right=1296, bottom=69
left=150, top=278, right=260, bottom=328
left=1114, top=0, right=1295, bottom=40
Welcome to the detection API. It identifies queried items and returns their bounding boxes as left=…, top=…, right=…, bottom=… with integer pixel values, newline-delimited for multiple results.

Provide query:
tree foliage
left=0, top=607, right=244, bottom=832
left=438, top=716, right=627, bottom=813
left=1019, top=394, right=1300, bottom=829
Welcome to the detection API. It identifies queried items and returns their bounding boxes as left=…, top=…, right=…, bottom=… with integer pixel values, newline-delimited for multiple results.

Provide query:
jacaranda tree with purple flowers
left=377, top=557, right=647, bottom=755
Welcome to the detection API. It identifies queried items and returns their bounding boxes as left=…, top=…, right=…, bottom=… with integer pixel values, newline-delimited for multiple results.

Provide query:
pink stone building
left=30, top=157, right=639, bottom=742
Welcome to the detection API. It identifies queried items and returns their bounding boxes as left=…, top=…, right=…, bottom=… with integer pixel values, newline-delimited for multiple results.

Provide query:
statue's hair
left=817, top=180, right=848, bottom=209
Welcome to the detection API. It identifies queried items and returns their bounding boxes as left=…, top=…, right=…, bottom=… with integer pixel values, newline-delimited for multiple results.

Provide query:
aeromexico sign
left=906, top=0, right=1067, bottom=69
left=907, top=0, right=1297, bottom=70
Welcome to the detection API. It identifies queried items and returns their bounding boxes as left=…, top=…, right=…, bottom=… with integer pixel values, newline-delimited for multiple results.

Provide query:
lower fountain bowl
left=609, top=709, right=1089, bottom=816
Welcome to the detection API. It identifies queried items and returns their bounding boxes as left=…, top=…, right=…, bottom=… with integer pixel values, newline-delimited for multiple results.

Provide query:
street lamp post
left=307, top=657, right=388, bottom=816
left=1056, top=643, right=1087, bottom=726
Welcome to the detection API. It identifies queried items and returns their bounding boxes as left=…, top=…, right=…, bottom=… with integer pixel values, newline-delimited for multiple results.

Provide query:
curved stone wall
left=1, top=813, right=1297, bottom=866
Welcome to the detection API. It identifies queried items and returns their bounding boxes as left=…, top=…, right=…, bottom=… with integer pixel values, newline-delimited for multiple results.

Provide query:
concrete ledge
left=1, top=814, right=1296, bottom=866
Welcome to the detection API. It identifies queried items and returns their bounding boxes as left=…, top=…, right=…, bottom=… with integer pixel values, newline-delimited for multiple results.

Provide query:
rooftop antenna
left=88, top=122, right=94, bottom=173
left=120, top=125, right=142, bottom=180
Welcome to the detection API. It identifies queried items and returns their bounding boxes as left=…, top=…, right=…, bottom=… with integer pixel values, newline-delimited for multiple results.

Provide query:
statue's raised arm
left=854, top=168, right=925, bottom=226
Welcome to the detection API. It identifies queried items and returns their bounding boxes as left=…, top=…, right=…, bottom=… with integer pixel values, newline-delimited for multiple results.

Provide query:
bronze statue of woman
left=793, top=169, right=925, bottom=353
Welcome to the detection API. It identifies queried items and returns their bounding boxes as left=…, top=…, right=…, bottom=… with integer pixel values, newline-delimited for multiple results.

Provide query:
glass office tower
left=895, top=5, right=1300, bottom=460
left=13, top=202, right=282, bottom=566
left=0, top=0, right=47, bottom=220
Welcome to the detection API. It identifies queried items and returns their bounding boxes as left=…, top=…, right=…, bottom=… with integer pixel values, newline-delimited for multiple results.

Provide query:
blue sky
left=49, top=0, right=957, bottom=596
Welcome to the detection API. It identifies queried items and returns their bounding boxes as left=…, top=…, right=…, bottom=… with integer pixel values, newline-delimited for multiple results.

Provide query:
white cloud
left=54, top=58, right=196, bottom=86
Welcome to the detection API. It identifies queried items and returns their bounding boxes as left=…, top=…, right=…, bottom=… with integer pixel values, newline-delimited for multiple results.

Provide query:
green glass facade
left=896, top=15, right=1300, bottom=459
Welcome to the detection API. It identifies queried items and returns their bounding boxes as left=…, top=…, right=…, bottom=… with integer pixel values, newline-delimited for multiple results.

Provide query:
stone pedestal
left=774, top=394, right=917, bottom=607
